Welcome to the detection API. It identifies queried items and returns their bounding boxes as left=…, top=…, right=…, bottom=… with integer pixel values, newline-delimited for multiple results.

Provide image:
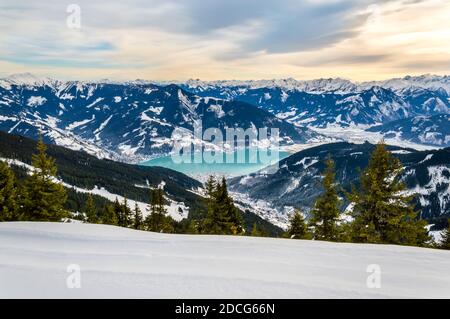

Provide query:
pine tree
left=204, top=175, right=217, bottom=208
left=99, top=203, right=118, bottom=225
left=0, top=161, right=19, bottom=221
left=287, top=209, right=309, bottom=239
left=440, top=220, right=450, bottom=250
left=117, top=197, right=132, bottom=227
left=251, top=223, right=262, bottom=237
left=309, top=157, right=341, bottom=241
left=348, top=142, right=429, bottom=246
left=112, top=198, right=122, bottom=224
left=133, top=203, right=143, bottom=230
left=144, top=188, right=174, bottom=233
left=203, top=177, right=243, bottom=235
left=84, top=194, right=97, bottom=223
left=22, top=136, right=68, bottom=221
left=148, top=189, right=158, bottom=216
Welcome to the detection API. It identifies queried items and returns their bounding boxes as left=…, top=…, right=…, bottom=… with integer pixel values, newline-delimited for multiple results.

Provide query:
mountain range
left=1, top=73, right=449, bottom=231
left=181, top=76, right=450, bottom=144
left=0, top=74, right=316, bottom=162
left=1, top=73, right=449, bottom=164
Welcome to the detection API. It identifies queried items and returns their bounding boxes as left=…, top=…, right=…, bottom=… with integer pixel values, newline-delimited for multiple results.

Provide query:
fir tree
left=203, top=177, right=243, bottom=235
left=204, top=175, right=217, bottom=208
left=99, top=203, right=118, bottom=225
left=145, top=188, right=174, bottom=233
left=133, top=203, right=143, bottom=230
left=186, top=220, right=200, bottom=234
left=440, top=220, right=450, bottom=250
left=348, top=141, right=429, bottom=246
left=287, top=209, right=309, bottom=239
left=22, top=136, right=68, bottom=221
left=84, top=194, right=97, bottom=223
left=0, top=161, right=19, bottom=221
left=117, top=197, right=132, bottom=227
left=309, top=157, right=341, bottom=241
left=251, top=223, right=262, bottom=237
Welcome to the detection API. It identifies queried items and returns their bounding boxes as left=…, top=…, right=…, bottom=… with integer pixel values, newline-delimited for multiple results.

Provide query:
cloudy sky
left=0, top=0, right=449, bottom=81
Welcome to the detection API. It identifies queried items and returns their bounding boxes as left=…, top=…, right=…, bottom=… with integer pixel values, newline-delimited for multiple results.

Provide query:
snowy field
left=0, top=222, right=449, bottom=299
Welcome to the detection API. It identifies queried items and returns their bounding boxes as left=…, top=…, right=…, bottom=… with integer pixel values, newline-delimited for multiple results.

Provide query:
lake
left=140, top=148, right=289, bottom=177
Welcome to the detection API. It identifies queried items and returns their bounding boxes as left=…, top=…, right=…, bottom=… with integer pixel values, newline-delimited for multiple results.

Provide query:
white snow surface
left=0, top=222, right=449, bottom=299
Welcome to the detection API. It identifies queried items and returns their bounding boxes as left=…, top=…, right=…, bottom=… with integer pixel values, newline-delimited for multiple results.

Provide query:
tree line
left=284, top=142, right=449, bottom=249
left=1, top=138, right=449, bottom=249
left=0, top=137, right=241, bottom=235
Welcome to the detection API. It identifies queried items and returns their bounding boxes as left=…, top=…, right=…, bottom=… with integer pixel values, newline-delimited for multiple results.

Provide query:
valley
left=1, top=73, right=449, bottom=236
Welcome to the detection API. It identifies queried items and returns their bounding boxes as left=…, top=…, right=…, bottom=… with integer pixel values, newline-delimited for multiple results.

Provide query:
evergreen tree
left=144, top=188, right=174, bottom=233
left=309, top=157, right=341, bottom=241
left=286, top=209, right=309, bottom=239
left=0, top=161, right=20, bottom=221
left=148, top=189, right=158, bottom=216
left=117, top=197, right=132, bottom=227
left=440, top=220, right=450, bottom=250
left=133, top=203, right=143, bottom=230
left=84, top=194, right=97, bottom=223
left=22, top=136, right=68, bottom=221
left=204, top=175, right=217, bottom=208
left=99, top=203, right=118, bottom=225
left=348, top=142, right=429, bottom=246
left=203, top=177, right=243, bottom=235
left=251, top=223, right=262, bottom=237
left=186, top=220, right=200, bottom=234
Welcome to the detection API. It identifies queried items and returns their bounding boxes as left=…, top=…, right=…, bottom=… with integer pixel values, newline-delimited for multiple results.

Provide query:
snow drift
left=0, top=222, right=449, bottom=298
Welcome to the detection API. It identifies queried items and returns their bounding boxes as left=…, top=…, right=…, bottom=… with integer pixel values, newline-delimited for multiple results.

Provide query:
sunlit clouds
left=0, top=0, right=448, bottom=81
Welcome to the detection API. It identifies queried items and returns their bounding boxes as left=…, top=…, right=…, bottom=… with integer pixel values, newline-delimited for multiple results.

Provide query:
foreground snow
left=0, top=222, right=449, bottom=298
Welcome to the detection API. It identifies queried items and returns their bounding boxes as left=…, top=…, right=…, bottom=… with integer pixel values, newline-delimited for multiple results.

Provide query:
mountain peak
left=3, top=73, right=55, bottom=87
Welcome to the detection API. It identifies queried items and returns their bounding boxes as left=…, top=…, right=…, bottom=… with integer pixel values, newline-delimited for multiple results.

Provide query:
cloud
left=0, top=0, right=448, bottom=80
left=298, top=53, right=392, bottom=67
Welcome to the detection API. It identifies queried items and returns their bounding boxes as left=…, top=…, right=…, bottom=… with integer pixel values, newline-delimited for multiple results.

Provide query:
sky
left=0, top=0, right=449, bottom=81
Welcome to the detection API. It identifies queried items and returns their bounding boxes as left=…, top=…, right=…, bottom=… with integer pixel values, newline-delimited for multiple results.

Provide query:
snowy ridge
left=3, top=73, right=449, bottom=94
left=183, top=74, right=450, bottom=94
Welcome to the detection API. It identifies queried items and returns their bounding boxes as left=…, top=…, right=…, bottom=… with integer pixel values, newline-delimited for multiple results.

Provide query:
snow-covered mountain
left=229, top=142, right=450, bottom=228
left=0, top=74, right=317, bottom=162
left=182, top=74, right=450, bottom=95
left=181, top=76, right=450, bottom=131
left=1, top=73, right=449, bottom=162
left=1, top=222, right=449, bottom=298
left=368, top=114, right=450, bottom=148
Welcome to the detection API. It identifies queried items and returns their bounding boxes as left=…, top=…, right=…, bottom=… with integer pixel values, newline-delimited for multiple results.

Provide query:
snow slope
left=1, top=222, right=449, bottom=298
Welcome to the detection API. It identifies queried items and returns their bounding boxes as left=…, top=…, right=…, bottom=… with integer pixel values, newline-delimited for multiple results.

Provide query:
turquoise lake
left=140, top=149, right=290, bottom=176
